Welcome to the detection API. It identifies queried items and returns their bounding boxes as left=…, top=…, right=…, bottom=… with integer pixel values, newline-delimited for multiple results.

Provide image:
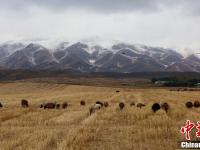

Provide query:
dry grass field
left=0, top=81, right=200, bottom=150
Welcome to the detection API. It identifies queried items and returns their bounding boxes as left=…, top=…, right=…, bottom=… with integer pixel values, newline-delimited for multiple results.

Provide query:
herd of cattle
left=170, top=88, right=200, bottom=92
left=0, top=99, right=198, bottom=115
left=0, top=99, right=200, bottom=114
left=185, top=101, right=200, bottom=108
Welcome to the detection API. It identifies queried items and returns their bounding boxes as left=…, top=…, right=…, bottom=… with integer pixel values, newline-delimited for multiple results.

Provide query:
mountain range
left=0, top=42, right=200, bottom=73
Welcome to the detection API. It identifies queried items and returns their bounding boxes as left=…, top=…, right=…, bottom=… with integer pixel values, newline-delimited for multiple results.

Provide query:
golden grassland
left=0, top=82, right=200, bottom=150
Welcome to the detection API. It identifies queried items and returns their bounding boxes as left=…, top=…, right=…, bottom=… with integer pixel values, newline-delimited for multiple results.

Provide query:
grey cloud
left=0, top=0, right=200, bottom=50
left=0, top=0, right=173, bottom=13
left=38, top=0, right=160, bottom=13
left=1, top=0, right=200, bottom=15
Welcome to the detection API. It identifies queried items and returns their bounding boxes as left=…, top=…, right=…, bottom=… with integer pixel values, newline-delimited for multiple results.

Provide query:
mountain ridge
left=0, top=42, right=199, bottom=73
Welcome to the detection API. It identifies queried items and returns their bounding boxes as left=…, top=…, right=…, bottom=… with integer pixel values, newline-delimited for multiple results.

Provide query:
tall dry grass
left=0, top=82, right=200, bottom=150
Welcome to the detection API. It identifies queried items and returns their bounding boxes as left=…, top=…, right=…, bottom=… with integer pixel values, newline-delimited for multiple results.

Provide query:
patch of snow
left=117, top=62, right=123, bottom=68
left=170, top=62, right=176, bottom=66
left=0, top=42, right=25, bottom=55
left=163, top=64, right=168, bottom=68
left=121, top=54, right=138, bottom=63
left=134, top=44, right=147, bottom=52
left=194, top=53, right=200, bottom=59
left=48, top=50, right=59, bottom=63
left=89, top=59, right=95, bottom=64
left=54, top=42, right=69, bottom=51
left=131, top=58, right=137, bottom=64
left=59, top=51, right=68, bottom=61
left=30, top=56, right=36, bottom=65
left=119, top=48, right=140, bottom=54
left=82, top=47, right=94, bottom=54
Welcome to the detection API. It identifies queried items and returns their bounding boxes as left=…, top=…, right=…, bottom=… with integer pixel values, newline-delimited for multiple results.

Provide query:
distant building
left=195, top=83, right=200, bottom=87
left=154, top=81, right=168, bottom=86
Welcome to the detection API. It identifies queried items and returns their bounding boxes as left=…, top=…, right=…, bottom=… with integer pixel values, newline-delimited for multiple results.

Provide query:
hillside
left=0, top=42, right=200, bottom=72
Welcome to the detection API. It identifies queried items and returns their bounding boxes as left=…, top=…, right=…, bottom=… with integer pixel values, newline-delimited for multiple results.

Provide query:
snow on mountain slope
left=0, top=42, right=25, bottom=59
left=0, top=41, right=199, bottom=72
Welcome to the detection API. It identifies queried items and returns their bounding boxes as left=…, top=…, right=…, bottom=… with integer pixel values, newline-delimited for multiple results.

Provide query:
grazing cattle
left=96, top=101, right=103, bottom=107
left=21, top=99, right=29, bottom=108
left=185, top=101, right=193, bottom=108
left=44, top=103, right=56, bottom=109
left=62, top=102, right=68, bottom=109
left=116, top=90, right=120, bottom=93
left=104, top=102, right=109, bottom=107
left=161, top=102, right=170, bottom=113
left=130, top=102, right=135, bottom=106
left=136, top=103, right=146, bottom=108
left=194, top=101, right=200, bottom=108
left=119, top=102, right=125, bottom=110
left=80, top=100, right=86, bottom=106
left=183, top=88, right=187, bottom=91
left=0, top=102, right=3, bottom=108
left=152, top=103, right=160, bottom=113
left=56, top=104, right=60, bottom=109
left=40, top=102, right=45, bottom=108
left=89, top=104, right=102, bottom=115
left=177, top=88, right=181, bottom=92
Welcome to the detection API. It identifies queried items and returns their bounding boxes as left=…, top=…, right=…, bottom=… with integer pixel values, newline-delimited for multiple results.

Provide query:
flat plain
left=0, top=81, right=200, bottom=150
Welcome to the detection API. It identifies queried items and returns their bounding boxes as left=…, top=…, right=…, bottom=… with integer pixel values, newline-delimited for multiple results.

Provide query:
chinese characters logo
left=181, top=120, right=200, bottom=140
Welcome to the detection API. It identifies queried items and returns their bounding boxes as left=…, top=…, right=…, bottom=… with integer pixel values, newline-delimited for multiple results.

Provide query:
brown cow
left=104, top=101, right=109, bottom=107
left=0, top=102, right=3, bottom=108
left=161, top=102, right=170, bottom=113
left=62, top=102, right=68, bottom=109
left=21, top=99, right=29, bottom=108
left=119, top=102, right=125, bottom=110
left=194, top=101, right=200, bottom=108
left=56, top=104, right=60, bottom=109
left=136, top=103, right=146, bottom=108
left=130, top=102, right=135, bottom=106
left=185, top=101, right=193, bottom=108
left=80, top=100, right=86, bottom=106
left=44, top=103, right=56, bottom=109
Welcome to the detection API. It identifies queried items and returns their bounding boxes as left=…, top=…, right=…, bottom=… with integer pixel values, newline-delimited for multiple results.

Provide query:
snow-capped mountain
left=0, top=42, right=200, bottom=72
left=0, top=42, right=25, bottom=59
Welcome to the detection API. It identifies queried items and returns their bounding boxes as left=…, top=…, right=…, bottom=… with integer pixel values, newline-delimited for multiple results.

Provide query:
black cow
left=130, top=102, right=135, bottom=106
left=80, top=100, right=86, bottom=106
left=96, top=101, right=103, bottom=107
left=186, top=101, right=193, bottom=108
left=0, top=102, right=3, bottom=108
left=152, top=103, right=160, bottom=113
left=21, top=99, right=29, bottom=108
left=136, top=103, right=146, bottom=108
left=44, top=103, right=56, bottom=109
left=62, top=102, right=68, bottom=109
left=194, top=101, right=200, bottom=108
left=119, top=102, right=125, bottom=110
left=56, top=104, right=60, bottom=109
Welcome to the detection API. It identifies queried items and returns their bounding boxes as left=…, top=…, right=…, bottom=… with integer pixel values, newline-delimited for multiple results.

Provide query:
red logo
left=196, top=121, right=200, bottom=138
left=181, top=120, right=195, bottom=141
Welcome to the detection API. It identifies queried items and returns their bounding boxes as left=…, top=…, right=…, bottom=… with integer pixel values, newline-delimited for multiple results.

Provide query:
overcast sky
left=0, top=0, right=200, bottom=53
